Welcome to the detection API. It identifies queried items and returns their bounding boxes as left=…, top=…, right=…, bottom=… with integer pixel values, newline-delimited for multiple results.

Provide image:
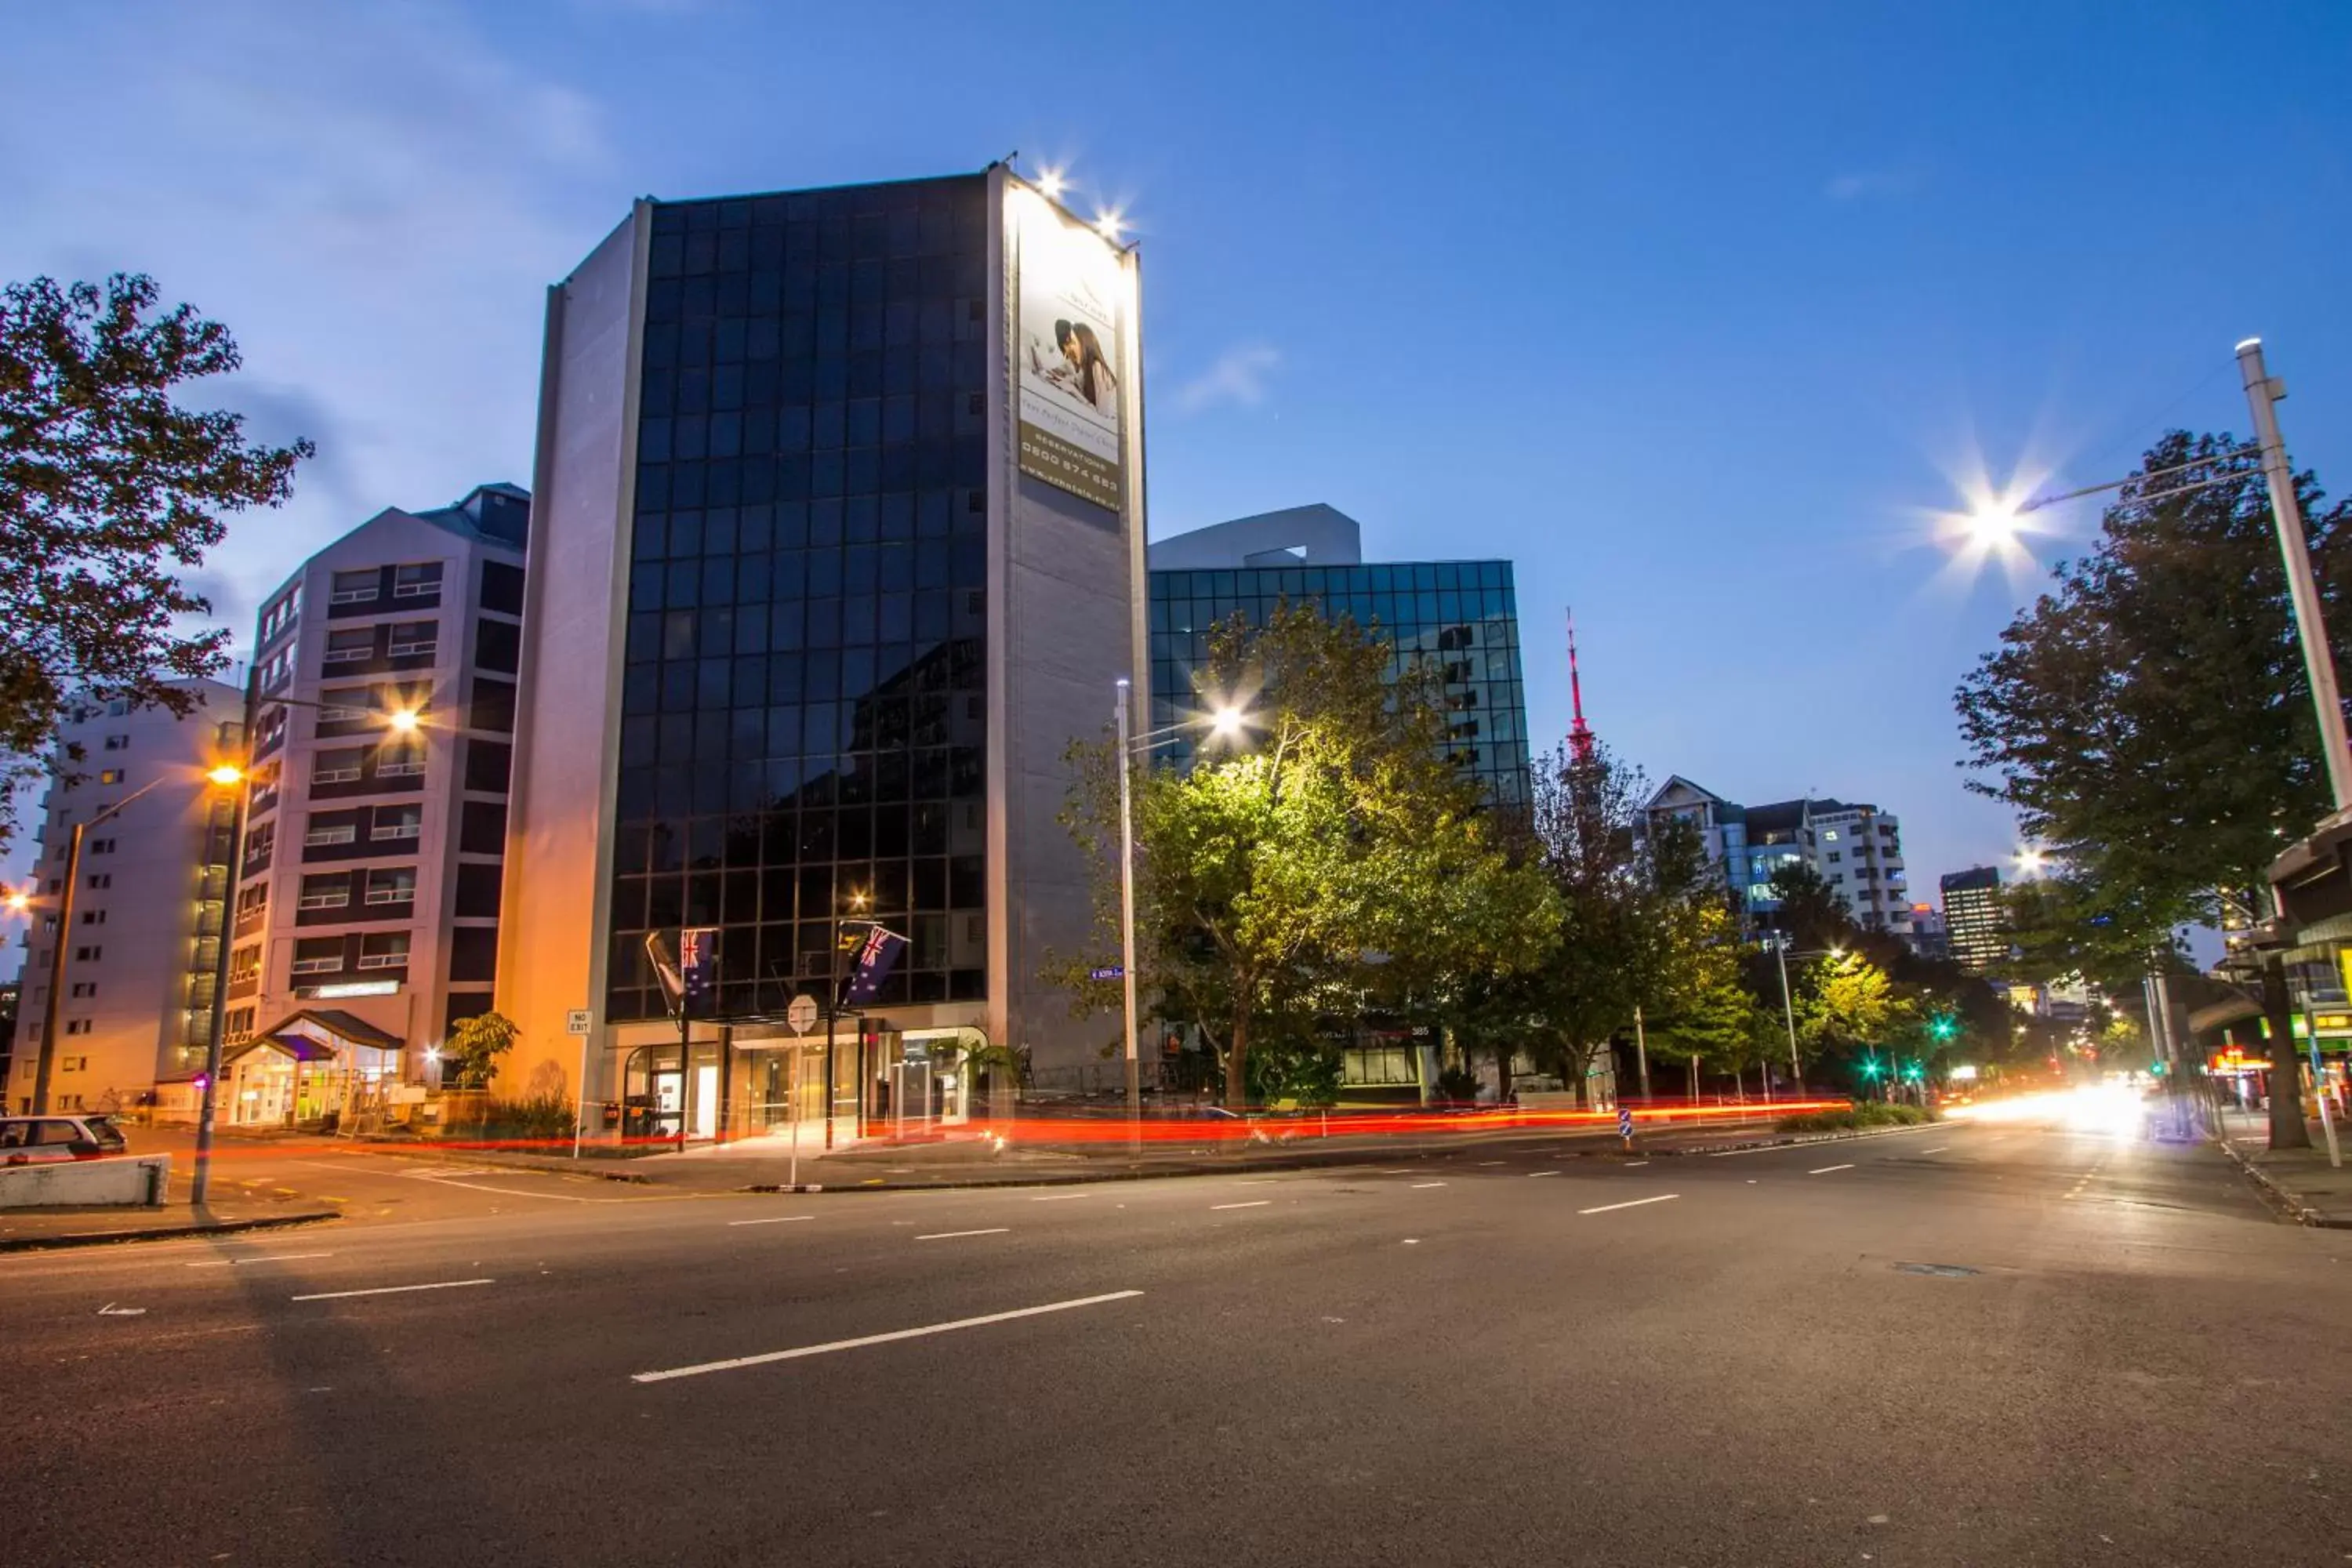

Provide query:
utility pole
left=31, top=820, right=85, bottom=1116
left=191, top=776, right=252, bottom=1205
left=2238, top=339, right=2352, bottom=814
left=1115, top=678, right=1142, bottom=1147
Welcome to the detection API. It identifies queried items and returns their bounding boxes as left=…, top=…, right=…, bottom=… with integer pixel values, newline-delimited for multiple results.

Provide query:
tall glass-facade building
left=501, top=169, right=1146, bottom=1144
left=1145, top=506, right=1531, bottom=806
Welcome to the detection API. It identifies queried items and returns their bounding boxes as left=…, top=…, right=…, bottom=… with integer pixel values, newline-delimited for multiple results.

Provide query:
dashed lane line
left=1578, top=1195, right=1680, bottom=1216
left=630, top=1290, right=1145, bottom=1383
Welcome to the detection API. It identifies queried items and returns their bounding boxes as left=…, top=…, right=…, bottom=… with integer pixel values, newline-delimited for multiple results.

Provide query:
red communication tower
left=1566, top=607, right=1595, bottom=765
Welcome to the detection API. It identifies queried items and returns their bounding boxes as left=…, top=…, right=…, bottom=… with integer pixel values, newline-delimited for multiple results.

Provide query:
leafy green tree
left=1954, top=430, right=2350, bottom=1147
left=446, top=1010, right=521, bottom=1091
left=1795, top=951, right=1909, bottom=1094
left=1639, top=900, right=1766, bottom=1091
left=1054, top=604, right=1556, bottom=1108
left=1762, top=859, right=1858, bottom=952
left=1, top=274, right=310, bottom=851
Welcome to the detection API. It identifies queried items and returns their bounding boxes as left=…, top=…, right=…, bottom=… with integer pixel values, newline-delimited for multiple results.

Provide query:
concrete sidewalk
left=2216, top=1105, right=2352, bottom=1227
left=0, top=1202, right=340, bottom=1253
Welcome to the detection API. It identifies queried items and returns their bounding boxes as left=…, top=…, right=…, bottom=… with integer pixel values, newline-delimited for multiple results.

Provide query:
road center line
left=1029, top=1193, right=1091, bottom=1202
left=410, top=1174, right=613, bottom=1203
left=1410, top=1181, right=1447, bottom=1189
left=630, top=1290, right=1146, bottom=1384
left=291, top=1279, right=493, bottom=1301
left=1920, top=1146, right=1950, bottom=1154
left=186, top=1253, right=333, bottom=1268
left=1529, top=1171, right=1560, bottom=1178
left=727, top=1215, right=815, bottom=1226
left=1578, top=1194, right=1680, bottom=1215
left=1809, top=1164, right=1855, bottom=1175
left=914, top=1228, right=1010, bottom=1241
left=1624, top=1160, right=1650, bottom=1168
left=1477, top=1160, right=1507, bottom=1167
left=1210, top=1200, right=1271, bottom=1210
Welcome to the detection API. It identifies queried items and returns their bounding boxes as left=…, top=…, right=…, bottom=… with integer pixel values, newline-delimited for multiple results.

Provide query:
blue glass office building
left=1145, top=506, right=1531, bottom=805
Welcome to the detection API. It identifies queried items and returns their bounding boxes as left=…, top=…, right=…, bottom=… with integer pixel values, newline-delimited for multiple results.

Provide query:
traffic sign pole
left=1617, top=1105, right=1635, bottom=1151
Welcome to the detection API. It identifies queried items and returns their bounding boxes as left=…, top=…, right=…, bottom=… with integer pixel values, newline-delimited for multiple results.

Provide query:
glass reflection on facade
left=1145, top=560, right=1531, bottom=805
left=604, top=176, right=995, bottom=1024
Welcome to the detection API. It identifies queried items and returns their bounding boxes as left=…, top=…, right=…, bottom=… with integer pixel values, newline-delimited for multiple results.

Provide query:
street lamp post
left=1768, top=935, right=1846, bottom=1098
left=1114, top=679, right=1142, bottom=1144
left=194, top=692, right=424, bottom=1203
left=1108, top=685, right=1248, bottom=1135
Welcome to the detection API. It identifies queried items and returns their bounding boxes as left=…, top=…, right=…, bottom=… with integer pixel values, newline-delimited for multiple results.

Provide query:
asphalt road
left=2, top=1112, right=2344, bottom=1566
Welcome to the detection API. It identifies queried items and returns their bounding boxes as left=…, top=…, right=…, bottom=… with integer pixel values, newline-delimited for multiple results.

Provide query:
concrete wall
left=497, top=210, right=644, bottom=1103
left=0, top=1155, right=171, bottom=1209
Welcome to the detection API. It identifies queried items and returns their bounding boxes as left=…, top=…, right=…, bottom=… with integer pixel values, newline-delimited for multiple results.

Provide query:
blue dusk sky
left=5, top=0, right=2350, bottom=906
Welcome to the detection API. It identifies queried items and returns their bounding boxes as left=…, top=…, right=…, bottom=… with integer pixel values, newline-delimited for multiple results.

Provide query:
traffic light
left=1929, top=1013, right=1958, bottom=1042
left=1860, top=1056, right=1883, bottom=1079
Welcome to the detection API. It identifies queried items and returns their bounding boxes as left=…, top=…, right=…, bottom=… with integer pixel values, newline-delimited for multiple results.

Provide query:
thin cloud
left=1824, top=170, right=1919, bottom=201
left=1174, top=344, right=1281, bottom=414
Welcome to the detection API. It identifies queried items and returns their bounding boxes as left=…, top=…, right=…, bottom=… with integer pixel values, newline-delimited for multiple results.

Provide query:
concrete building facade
left=220, top=485, right=528, bottom=1126
left=1642, top=779, right=1913, bottom=941
left=7, top=681, right=243, bottom=1115
left=498, top=170, right=1145, bottom=1142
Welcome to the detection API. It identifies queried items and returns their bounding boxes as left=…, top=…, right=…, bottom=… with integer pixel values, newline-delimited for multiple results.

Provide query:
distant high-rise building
left=7, top=681, right=243, bottom=1116
left=1907, top=902, right=1950, bottom=962
left=220, top=483, right=528, bottom=1127
left=1940, top=866, right=2009, bottom=973
left=1146, top=505, right=1531, bottom=807
left=1640, top=780, right=1912, bottom=939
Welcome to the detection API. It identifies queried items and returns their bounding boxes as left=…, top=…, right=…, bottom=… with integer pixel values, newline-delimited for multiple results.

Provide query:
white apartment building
left=1640, top=779, right=1913, bottom=941
left=220, top=484, right=527, bottom=1127
left=7, top=680, right=243, bottom=1116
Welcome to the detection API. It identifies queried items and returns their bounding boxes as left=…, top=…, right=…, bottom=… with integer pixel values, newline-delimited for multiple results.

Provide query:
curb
left=727, top=1119, right=1943, bottom=1192
left=0, top=1209, right=341, bottom=1254
left=2216, top=1138, right=2352, bottom=1229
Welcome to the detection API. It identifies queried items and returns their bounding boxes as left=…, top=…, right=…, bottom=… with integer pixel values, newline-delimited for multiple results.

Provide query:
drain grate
left=1894, top=1261, right=1980, bottom=1277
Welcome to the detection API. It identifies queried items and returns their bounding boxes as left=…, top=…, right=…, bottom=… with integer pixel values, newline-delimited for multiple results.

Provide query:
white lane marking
left=914, top=1228, right=1009, bottom=1241
left=406, top=1174, right=611, bottom=1203
left=1210, top=1200, right=1270, bottom=1210
left=1377, top=1170, right=1416, bottom=1175
left=1235, top=1178, right=1283, bottom=1185
left=1029, top=1193, right=1091, bottom=1202
left=1578, top=1194, right=1681, bottom=1215
left=630, top=1290, right=1145, bottom=1383
left=1920, top=1146, right=1949, bottom=1154
left=727, top=1215, right=815, bottom=1227
left=187, top=1252, right=334, bottom=1268
left=1410, top=1181, right=1447, bottom=1189
left=1809, top=1164, right=1855, bottom=1175
left=292, top=1279, right=493, bottom=1302
left=1624, top=1160, right=1650, bottom=1167
left=1400, top=1239, right=1421, bottom=1245
left=97, top=1302, right=148, bottom=1316
left=1477, top=1160, right=1507, bottom=1167
left=1529, top=1171, right=1561, bottom=1178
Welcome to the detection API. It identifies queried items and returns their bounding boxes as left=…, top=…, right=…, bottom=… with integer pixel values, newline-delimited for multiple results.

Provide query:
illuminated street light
left=385, top=706, right=422, bottom=735
left=3, top=887, right=27, bottom=914
left=206, top=763, right=245, bottom=787
left=1036, top=167, right=1067, bottom=199
left=1094, top=209, right=1124, bottom=242
left=1210, top=705, right=1246, bottom=739
left=2014, top=844, right=2049, bottom=877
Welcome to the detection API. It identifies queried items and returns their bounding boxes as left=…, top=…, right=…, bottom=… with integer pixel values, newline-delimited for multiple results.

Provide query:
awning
left=253, top=1008, right=405, bottom=1053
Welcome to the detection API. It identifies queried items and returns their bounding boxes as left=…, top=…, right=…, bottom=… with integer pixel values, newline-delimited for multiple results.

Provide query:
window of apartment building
left=235, top=884, right=267, bottom=920
left=1826, top=851, right=1841, bottom=863
left=245, top=822, right=274, bottom=862
left=64, top=1020, right=91, bottom=1036
left=260, top=588, right=300, bottom=644
left=74, top=945, right=101, bottom=961
left=324, top=626, right=375, bottom=666
left=228, top=945, right=260, bottom=983
left=97, top=768, right=124, bottom=785
left=260, top=644, right=294, bottom=693
left=225, top=1007, right=256, bottom=1043
left=70, top=982, right=96, bottom=998
left=79, top=909, right=105, bottom=925
left=372, top=804, right=423, bottom=841
left=298, top=873, right=352, bottom=911
left=394, top=561, right=444, bottom=598
left=330, top=568, right=379, bottom=605
left=318, top=687, right=373, bottom=724
left=105, top=699, right=129, bottom=716
left=290, top=937, right=344, bottom=975
left=314, top=748, right=367, bottom=786
left=387, top=619, right=437, bottom=658
left=101, top=734, right=129, bottom=751
left=85, top=873, right=110, bottom=889
left=63, top=1052, right=89, bottom=1068
left=1821, top=829, right=1838, bottom=842
left=304, top=815, right=358, bottom=847
left=88, top=837, right=114, bottom=854
left=365, top=867, right=416, bottom=906
left=358, top=931, right=411, bottom=970
left=253, top=704, right=288, bottom=752
left=377, top=742, right=427, bottom=779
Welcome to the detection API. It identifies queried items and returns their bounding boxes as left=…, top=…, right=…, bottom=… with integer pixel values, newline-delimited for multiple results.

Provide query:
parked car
left=0, top=1113, right=129, bottom=1166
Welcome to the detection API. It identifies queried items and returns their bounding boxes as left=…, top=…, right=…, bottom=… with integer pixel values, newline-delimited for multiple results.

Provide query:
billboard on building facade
left=1013, top=187, right=1128, bottom=513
